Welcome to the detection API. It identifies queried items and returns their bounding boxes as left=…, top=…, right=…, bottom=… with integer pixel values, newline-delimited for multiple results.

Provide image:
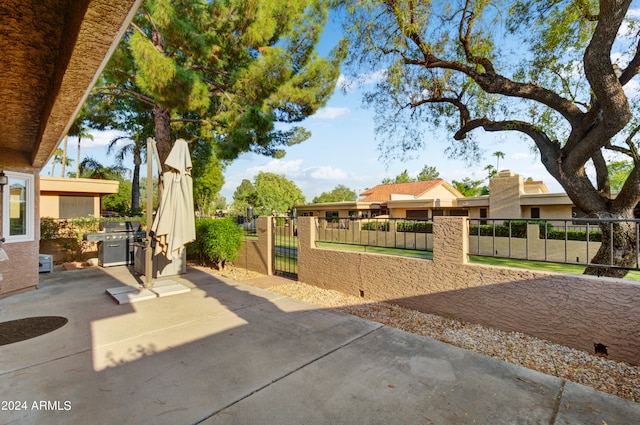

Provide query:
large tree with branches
left=90, top=0, right=345, bottom=167
left=342, top=0, right=640, bottom=277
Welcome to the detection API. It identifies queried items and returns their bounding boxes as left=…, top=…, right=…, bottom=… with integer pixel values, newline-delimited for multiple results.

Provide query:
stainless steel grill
left=84, top=221, right=146, bottom=267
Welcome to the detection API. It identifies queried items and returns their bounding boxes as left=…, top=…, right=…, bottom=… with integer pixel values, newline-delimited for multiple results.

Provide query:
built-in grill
left=84, top=221, right=146, bottom=267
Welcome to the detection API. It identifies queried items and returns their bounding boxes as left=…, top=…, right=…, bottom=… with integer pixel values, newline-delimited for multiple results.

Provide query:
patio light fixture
left=0, top=171, right=7, bottom=187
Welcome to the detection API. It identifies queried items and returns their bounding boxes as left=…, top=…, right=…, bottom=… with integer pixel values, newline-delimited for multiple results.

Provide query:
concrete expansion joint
left=193, top=325, right=384, bottom=425
left=0, top=348, right=91, bottom=377
left=230, top=299, right=272, bottom=313
left=548, top=380, right=566, bottom=425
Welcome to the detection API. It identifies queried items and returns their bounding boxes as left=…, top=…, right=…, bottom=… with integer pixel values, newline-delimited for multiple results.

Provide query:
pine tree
left=91, top=0, right=345, bottom=166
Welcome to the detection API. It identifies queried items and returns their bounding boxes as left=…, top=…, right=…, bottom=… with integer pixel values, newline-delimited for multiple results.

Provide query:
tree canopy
left=342, top=0, right=640, bottom=276
left=417, top=165, right=440, bottom=181
left=312, top=184, right=358, bottom=203
left=232, top=179, right=258, bottom=215
left=452, top=177, right=487, bottom=197
left=254, top=172, right=306, bottom=215
left=382, top=165, right=441, bottom=183
left=382, top=169, right=414, bottom=184
left=91, top=0, right=346, bottom=167
left=233, top=172, right=305, bottom=215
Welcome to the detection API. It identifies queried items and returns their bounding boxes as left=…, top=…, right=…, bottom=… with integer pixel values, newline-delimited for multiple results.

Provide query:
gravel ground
left=267, top=281, right=640, bottom=403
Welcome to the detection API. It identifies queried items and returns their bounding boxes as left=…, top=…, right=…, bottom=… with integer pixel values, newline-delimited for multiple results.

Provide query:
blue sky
left=43, top=5, right=640, bottom=203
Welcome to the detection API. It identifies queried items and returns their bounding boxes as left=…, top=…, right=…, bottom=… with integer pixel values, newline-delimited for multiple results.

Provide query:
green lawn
left=469, top=256, right=640, bottom=281
left=316, top=241, right=640, bottom=281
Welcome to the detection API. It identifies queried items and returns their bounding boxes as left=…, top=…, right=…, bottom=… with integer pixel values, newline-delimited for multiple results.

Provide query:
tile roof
left=359, top=179, right=447, bottom=202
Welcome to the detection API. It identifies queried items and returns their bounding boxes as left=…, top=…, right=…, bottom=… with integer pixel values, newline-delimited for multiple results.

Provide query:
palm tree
left=79, top=157, right=128, bottom=180
left=61, top=136, right=68, bottom=177
left=50, top=148, right=63, bottom=176
left=50, top=147, right=73, bottom=177
left=484, top=164, right=497, bottom=179
left=493, top=151, right=505, bottom=171
left=68, top=114, right=94, bottom=178
left=107, top=133, right=147, bottom=212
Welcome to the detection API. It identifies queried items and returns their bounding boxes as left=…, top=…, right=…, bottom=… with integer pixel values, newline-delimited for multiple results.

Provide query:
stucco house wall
left=0, top=167, right=40, bottom=297
left=39, top=177, right=119, bottom=218
left=0, top=0, right=141, bottom=297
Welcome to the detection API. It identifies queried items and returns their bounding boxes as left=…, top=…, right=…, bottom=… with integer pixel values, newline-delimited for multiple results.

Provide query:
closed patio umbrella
left=151, top=138, right=196, bottom=261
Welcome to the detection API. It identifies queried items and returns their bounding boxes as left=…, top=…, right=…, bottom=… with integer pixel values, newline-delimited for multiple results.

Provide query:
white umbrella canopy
left=151, top=138, right=196, bottom=260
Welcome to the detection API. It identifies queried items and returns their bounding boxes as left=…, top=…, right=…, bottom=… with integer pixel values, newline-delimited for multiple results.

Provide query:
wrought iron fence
left=316, top=217, right=433, bottom=252
left=237, top=215, right=257, bottom=237
left=273, top=216, right=297, bottom=278
left=469, top=218, right=640, bottom=271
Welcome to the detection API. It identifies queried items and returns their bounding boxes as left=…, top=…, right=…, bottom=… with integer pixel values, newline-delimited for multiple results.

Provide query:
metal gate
left=273, top=216, right=298, bottom=279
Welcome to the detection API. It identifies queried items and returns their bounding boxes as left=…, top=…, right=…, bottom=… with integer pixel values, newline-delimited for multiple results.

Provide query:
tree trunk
left=153, top=106, right=172, bottom=165
left=153, top=104, right=172, bottom=203
left=76, top=136, right=81, bottom=178
left=132, top=164, right=141, bottom=212
left=584, top=216, right=638, bottom=278
left=61, top=136, right=68, bottom=177
left=131, top=145, right=141, bottom=212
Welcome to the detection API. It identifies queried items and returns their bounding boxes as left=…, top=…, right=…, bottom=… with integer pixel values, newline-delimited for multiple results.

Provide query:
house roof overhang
left=296, top=201, right=383, bottom=211
left=0, top=0, right=142, bottom=170
left=519, top=193, right=575, bottom=206
left=456, top=196, right=490, bottom=208
left=386, top=198, right=457, bottom=209
left=40, top=176, right=119, bottom=195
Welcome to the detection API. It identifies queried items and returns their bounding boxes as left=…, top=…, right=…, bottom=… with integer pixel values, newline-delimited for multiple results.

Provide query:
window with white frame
left=2, top=171, right=34, bottom=242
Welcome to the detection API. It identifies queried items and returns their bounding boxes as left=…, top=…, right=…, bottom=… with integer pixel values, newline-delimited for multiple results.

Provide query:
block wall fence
left=236, top=216, right=640, bottom=366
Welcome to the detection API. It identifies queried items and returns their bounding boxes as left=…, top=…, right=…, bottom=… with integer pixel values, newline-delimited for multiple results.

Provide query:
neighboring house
left=456, top=170, right=578, bottom=220
left=0, top=0, right=142, bottom=298
left=297, top=170, right=582, bottom=222
left=296, top=179, right=466, bottom=220
left=40, top=177, right=119, bottom=219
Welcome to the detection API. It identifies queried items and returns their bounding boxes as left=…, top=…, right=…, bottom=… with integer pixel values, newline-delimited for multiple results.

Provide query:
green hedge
left=396, top=221, right=433, bottom=233
left=187, top=218, right=244, bottom=269
left=469, top=220, right=553, bottom=238
left=40, top=216, right=145, bottom=241
left=546, top=229, right=602, bottom=242
left=361, top=221, right=390, bottom=231
left=470, top=220, right=602, bottom=241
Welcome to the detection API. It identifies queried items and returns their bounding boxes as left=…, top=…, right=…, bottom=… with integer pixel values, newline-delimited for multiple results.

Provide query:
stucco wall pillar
left=432, top=216, right=468, bottom=265
left=235, top=216, right=273, bottom=275
left=297, top=217, right=314, bottom=283
left=489, top=170, right=524, bottom=218
left=258, top=216, right=273, bottom=276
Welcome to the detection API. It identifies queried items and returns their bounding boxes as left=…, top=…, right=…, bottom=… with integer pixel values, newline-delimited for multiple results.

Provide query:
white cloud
left=247, top=159, right=305, bottom=177
left=84, top=129, right=131, bottom=149
left=338, top=69, right=387, bottom=93
left=312, top=107, right=350, bottom=120
left=308, top=166, right=349, bottom=180
left=245, top=159, right=352, bottom=182
left=618, top=8, right=640, bottom=39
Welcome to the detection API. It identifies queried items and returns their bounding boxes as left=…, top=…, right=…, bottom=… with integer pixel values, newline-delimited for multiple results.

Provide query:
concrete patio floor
left=1, top=265, right=639, bottom=424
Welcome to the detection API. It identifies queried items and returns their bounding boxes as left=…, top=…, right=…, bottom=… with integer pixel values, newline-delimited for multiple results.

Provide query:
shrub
left=39, top=216, right=145, bottom=262
left=469, top=220, right=552, bottom=238
left=187, top=218, right=244, bottom=269
left=546, top=229, right=602, bottom=242
left=361, top=221, right=389, bottom=231
left=40, top=217, right=60, bottom=242
left=396, top=221, right=432, bottom=233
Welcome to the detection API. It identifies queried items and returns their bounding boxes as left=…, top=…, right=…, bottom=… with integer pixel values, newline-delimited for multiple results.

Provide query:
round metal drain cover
left=0, top=316, right=68, bottom=346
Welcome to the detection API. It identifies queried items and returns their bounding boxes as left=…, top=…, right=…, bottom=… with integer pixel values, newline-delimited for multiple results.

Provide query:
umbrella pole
left=143, top=138, right=155, bottom=289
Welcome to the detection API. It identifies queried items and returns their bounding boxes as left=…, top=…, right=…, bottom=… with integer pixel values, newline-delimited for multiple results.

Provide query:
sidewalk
left=0, top=265, right=638, bottom=424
